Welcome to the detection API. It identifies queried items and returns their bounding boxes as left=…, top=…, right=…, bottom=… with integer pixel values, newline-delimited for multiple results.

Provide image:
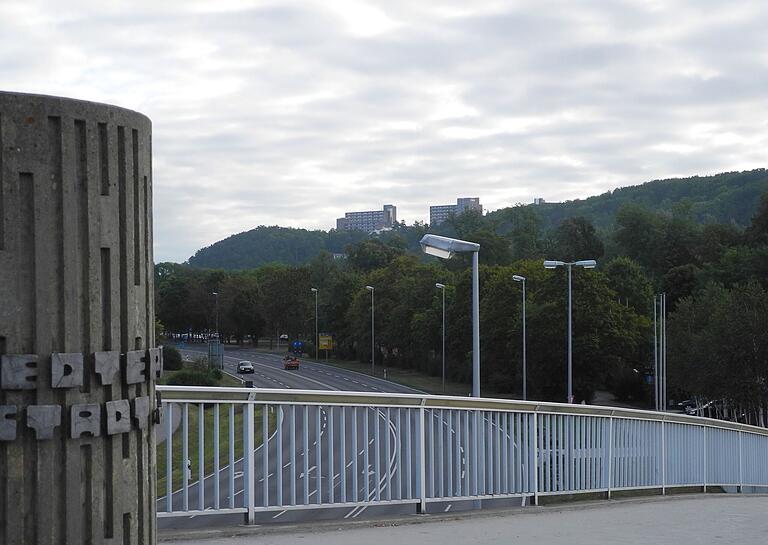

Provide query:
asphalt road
left=158, top=345, right=444, bottom=529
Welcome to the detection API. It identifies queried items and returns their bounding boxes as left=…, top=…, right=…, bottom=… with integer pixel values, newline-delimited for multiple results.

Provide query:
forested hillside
left=186, top=169, right=767, bottom=270
left=188, top=225, right=367, bottom=269
left=505, top=169, right=768, bottom=231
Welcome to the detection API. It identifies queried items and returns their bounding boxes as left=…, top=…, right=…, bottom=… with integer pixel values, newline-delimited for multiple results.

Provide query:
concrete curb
left=157, top=492, right=765, bottom=542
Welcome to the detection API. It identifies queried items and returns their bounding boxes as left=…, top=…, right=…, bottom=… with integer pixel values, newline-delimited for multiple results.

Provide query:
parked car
left=237, top=361, right=255, bottom=374
left=677, top=399, right=697, bottom=414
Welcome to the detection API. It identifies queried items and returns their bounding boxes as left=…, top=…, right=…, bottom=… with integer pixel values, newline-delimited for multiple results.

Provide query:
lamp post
left=512, top=275, right=527, bottom=400
left=311, top=288, right=318, bottom=360
left=211, top=292, right=219, bottom=340
left=366, top=285, right=375, bottom=376
left=211, top=291, right=221, bottom=369
left=654, top=292, right=667, bottom=411
left=420, top=234, right=481, bottom=397
left=436, top=283, right=446, bottom=393
left=543, top=259, right=597, bottom=403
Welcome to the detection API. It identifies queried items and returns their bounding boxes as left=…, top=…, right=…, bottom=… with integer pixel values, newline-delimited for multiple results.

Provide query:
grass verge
left=157, top=404, right=277, bottom=497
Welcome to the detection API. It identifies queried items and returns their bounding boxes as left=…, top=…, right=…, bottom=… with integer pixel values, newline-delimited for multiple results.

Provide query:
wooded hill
left=186, top=169, right=767, bottom=270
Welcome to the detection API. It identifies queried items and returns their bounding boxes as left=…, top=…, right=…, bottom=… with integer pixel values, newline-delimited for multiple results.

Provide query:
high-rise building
left=429, top=197, right=482, bottom=226
left=533, top=197, right=545, bottom=205
left=336, top=204, right=397, bottom=232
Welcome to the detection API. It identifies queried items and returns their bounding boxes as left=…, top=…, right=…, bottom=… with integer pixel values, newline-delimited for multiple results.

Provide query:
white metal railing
left=155, top=386, right=768, bottom=523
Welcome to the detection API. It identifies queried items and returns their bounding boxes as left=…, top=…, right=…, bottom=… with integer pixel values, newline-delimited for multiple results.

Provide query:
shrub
left=166, top=369, right=217, bottom=387
left=163, top=346, right=183, bottom=371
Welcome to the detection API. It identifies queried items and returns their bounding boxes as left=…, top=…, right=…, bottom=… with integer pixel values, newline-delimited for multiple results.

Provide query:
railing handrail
left=156, top=385, right=768, bottom=437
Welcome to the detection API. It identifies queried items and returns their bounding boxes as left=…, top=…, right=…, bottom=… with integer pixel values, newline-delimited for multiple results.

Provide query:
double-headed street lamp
left=543, top=259, right=597, bottom=403
left=435, top=283, right=446, bottom=393
left=310, top=288, right=319, bottom=360
left=512, top=275, right=527, bottom=400
left=366, top=285, right=375, bottom=376
left=420, top=234, right=481, bottom=397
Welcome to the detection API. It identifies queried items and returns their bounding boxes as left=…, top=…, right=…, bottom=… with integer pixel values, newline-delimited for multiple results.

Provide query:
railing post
left=244, top=396, right=256, bottom=524
left=182, top=403, right=189, bottom=511
left=702, top=425, right=707, bottom=493
left=417, top=399, right=427, bottom=513
left=607, top=415, right=613, bottom=499
left=661, top=420, right=666, bottom=495
left=738, top=430, right=743, bottom=493
left=532, top=410, right=539, bottom=506
left=165, top=402, right=173, bottom=513
left=472, top=411, right=479, bottom=497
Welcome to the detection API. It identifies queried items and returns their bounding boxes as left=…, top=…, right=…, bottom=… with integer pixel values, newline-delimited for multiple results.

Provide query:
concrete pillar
left=0, top=92, right=158, bottom=545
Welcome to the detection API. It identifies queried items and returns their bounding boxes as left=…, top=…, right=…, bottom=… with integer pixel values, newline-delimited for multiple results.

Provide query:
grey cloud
left=1, top=0, right=766, bottom=262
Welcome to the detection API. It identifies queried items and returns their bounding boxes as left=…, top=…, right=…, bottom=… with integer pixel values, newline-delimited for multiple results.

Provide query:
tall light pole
left=654, top=292, right=667, bottom=411
left=436, top=283, right=446, bottom=393
left=512, top=275, right=527, bottom=400
left=543, top=259, right=597, bottom=403
left=366, top=285, right=375, bottom=376
left=420, top=234, right=481, bottom=397
left=211, top=291, right=221, bottom=369
left=311, top=287, right=318, bottom=360
left=211, top=292, right=219, bottom=339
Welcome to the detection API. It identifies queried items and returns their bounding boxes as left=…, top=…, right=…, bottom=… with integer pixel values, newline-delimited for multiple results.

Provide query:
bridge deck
left=160, top=493, right=768, bottom=544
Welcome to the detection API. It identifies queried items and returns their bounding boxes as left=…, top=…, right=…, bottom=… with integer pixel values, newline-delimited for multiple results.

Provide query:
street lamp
left=366, top=285, right=375, bottom=376
left=543, top=259, right=597, bottom=403
left=420, top=234, right=481, bottom=397
left=211, top=292, right=219, bottom=340
left=512, top=275, right=527, bottom=400
left=311, top=288, right=318, bottom=360
left=435, top=283, right=446, bottom=393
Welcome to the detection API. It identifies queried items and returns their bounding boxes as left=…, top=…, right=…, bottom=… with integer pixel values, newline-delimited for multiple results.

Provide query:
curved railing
left=156, top=386, right=768, bottom=523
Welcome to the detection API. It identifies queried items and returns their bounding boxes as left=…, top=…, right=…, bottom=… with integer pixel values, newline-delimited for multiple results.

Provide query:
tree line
left=157, top=192, right=768, bottom=419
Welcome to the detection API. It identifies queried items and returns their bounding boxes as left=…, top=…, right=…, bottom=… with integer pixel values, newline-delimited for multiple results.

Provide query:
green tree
left=552, top=216, right=605, bottom=262
left=668, top=282, right=768, bottom=406
left=603, top=257, right=653, bottom=314
left=346, top=239, right=405, bottom=271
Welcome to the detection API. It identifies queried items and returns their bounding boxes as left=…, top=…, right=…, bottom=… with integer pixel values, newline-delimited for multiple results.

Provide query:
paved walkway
left=160, top=495, right=768, bottom=544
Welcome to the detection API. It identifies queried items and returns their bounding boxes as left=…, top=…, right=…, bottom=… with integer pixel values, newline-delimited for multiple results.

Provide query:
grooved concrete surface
left=161, top=495, right=768, bottom=545
left=0, top=91, right=156, bottom=545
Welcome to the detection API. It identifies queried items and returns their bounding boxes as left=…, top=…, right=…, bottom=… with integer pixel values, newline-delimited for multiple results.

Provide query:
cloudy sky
left=2, top=1, right=767, bottom=262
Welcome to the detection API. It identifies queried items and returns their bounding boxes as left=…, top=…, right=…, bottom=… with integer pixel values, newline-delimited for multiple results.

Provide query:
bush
left=166, top=369, right=217, bottom=387
left=163, top=346, right=183, bottom=371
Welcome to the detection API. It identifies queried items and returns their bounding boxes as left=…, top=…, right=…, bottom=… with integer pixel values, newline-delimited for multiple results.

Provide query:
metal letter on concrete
left=0, top=91, right=156, bottom=545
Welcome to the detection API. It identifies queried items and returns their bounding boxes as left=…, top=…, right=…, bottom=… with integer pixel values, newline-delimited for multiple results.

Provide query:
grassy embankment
left=156, top=370, right=273, bottom=497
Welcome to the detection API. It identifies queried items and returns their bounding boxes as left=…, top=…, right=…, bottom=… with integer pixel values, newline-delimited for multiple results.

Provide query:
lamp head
left=543, top=260, right=563, bottom=269
left=365, top=285, right=374, bottom=291
left=512, top=275, right=525, bottom=282
left=420, top=234, right=480, bottom=260
left=435, top=283, right=445, bottom=289
left=311, top=287, right=318, bottom=292
left=575, top=259, right=597, bottom=269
